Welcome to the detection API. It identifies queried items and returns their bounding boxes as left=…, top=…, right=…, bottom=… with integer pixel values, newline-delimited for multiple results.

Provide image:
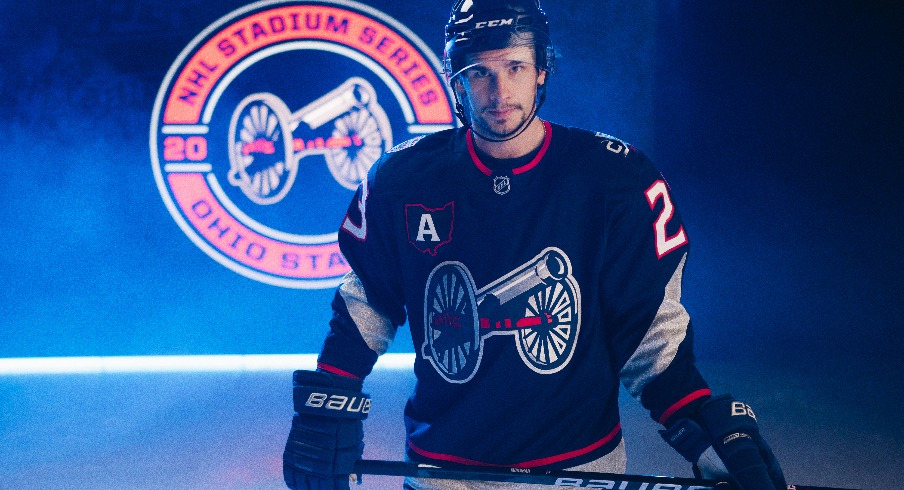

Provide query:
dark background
left=0, top=0, right=902, bottom=486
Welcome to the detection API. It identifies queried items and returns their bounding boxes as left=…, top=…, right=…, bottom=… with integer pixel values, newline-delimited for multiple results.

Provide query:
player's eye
left=508, top=62, right=533, bottom=78
left=471, top=67, right=489, bottom=78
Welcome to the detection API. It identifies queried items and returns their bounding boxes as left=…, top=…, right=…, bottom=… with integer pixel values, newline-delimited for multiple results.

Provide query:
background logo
left=151, top=0, right=455, bottom=288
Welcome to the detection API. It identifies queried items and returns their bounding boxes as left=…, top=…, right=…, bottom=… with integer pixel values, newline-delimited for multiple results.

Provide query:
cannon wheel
left=423, top=262, right=481, bottom=383
left=228, top=93, right=296, bottom=205
left=324, top=103, right=391, bottom=191
left=515, top=276, right=581, bottom=373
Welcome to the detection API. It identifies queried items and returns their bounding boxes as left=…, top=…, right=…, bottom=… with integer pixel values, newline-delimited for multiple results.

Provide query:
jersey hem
left=406, top=422, right=622, bottom=469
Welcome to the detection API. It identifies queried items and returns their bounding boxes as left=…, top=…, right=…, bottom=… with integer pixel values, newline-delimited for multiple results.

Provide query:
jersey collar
left=466, top=120, right=552, bottom=176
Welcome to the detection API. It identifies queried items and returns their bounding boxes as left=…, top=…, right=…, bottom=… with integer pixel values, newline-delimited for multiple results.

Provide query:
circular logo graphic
left=151, top=0, right=455, bottom=288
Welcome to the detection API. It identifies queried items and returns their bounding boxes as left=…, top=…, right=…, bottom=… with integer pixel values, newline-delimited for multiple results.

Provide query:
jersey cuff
left=658, top=388, right=711, bottom=426
left=318, top=328, right=380, bottom=379
left=316, top=362, right=362, bottom=379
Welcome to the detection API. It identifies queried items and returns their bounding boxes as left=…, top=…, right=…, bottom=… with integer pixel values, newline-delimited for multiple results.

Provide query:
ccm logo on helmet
left=305, top=392, right=371, bottom=413
left=474, top=18, right=515, bottom=28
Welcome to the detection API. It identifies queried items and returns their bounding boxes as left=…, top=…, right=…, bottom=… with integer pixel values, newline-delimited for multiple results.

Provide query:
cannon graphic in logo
left=150, top=1, right=455, bottom=288
left=228, top=77, right=391, bottom=204
left=422, top=248, right=582, bottom=383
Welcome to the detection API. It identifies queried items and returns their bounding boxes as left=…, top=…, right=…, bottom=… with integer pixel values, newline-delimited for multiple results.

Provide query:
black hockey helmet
left=443, top=0, right=555, bottom=81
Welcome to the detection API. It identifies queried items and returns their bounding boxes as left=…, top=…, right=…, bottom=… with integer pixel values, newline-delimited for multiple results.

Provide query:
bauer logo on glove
left=304, top=391, right=372, bottom=414
left=731, top=401, right=756, bottom=419
left=661, top=394, right=788, bottom=490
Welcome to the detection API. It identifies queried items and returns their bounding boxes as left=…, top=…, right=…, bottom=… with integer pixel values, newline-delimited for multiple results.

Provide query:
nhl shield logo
left=406, top=202, right=454, bottom=256
left=493, top=175, right=511, bottom=195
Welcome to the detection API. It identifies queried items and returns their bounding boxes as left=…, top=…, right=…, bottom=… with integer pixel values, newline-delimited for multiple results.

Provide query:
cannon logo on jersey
left=406, top=202, right=454, bottom=256
left=422, top=247, right=582, bottom=383
left=150, top=1, right=455, bottom=288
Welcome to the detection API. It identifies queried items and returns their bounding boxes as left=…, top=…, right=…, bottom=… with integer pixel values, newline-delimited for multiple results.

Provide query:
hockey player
left=283, top=1, right=787, bottom=489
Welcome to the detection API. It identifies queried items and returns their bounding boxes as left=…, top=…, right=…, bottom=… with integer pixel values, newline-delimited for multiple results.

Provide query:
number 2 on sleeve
left=644, top=180, right=688, bottom=258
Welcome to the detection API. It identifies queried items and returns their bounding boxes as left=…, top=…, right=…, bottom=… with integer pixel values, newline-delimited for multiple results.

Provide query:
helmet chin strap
left=454, top=83, right=547, bottom=144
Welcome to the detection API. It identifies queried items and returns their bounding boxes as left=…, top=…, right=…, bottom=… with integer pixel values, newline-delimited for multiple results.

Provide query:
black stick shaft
left=354, top=459, right=726, bottom=489
left=353, top=460, right=859, bottom=490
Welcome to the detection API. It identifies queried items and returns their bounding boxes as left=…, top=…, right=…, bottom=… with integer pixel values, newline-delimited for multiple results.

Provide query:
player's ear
left=538, top=70, right=547, bottom=86
left=451, top=77, right=467, bottom=98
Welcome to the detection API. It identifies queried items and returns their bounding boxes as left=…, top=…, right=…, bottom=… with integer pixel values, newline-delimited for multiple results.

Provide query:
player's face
left=456, top=45, right=547, bottom=138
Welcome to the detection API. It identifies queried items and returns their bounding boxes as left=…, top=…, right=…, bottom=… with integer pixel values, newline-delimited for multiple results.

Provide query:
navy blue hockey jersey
left=317, top=121, right=710, bottom=470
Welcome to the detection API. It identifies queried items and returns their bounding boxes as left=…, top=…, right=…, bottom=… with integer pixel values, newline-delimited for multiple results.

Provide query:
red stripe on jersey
left=466, top=131, right=492, bottom=176
left=317, top=362, right=362, bottom=379
left=513, top=120, right=552, bottom=175
left=658, top=388, right=712, bottom=425
left=466, top=120, right=553, bottom=176
left=407, top=422, right=621, bottom=469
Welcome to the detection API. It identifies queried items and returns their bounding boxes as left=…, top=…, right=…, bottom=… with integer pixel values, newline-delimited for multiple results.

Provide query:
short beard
left=472, top=106, right=527, bottom=140
left=453, top=85, right=542, bottom=143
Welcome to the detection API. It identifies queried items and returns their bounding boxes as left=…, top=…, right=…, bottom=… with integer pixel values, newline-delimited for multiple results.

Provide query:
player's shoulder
left=368, top=128, right=457, bottom=187
left=557, top=125, right=661, bottom=187
left=383, top=128, right=456, bottom=160
left=563, top=126, right=643, bottom=162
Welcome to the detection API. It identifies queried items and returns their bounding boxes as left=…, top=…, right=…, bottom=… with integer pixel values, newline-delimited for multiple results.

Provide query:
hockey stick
left=353, top=459, right=857, bottom=490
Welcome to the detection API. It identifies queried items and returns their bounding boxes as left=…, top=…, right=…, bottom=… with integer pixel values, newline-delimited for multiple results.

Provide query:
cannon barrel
left=477, top=248, right=570, bottom=306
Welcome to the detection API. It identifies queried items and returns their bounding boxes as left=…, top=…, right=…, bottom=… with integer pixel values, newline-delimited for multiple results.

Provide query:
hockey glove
left=283, top=370, right=370, bottom=490
left=660, top=394, right=787, bottom=490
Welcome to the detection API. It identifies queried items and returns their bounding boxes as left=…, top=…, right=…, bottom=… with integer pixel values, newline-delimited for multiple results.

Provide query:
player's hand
left=283, top=370, right=370, bottom=490
left=660, top=394, right=787, bottom=490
